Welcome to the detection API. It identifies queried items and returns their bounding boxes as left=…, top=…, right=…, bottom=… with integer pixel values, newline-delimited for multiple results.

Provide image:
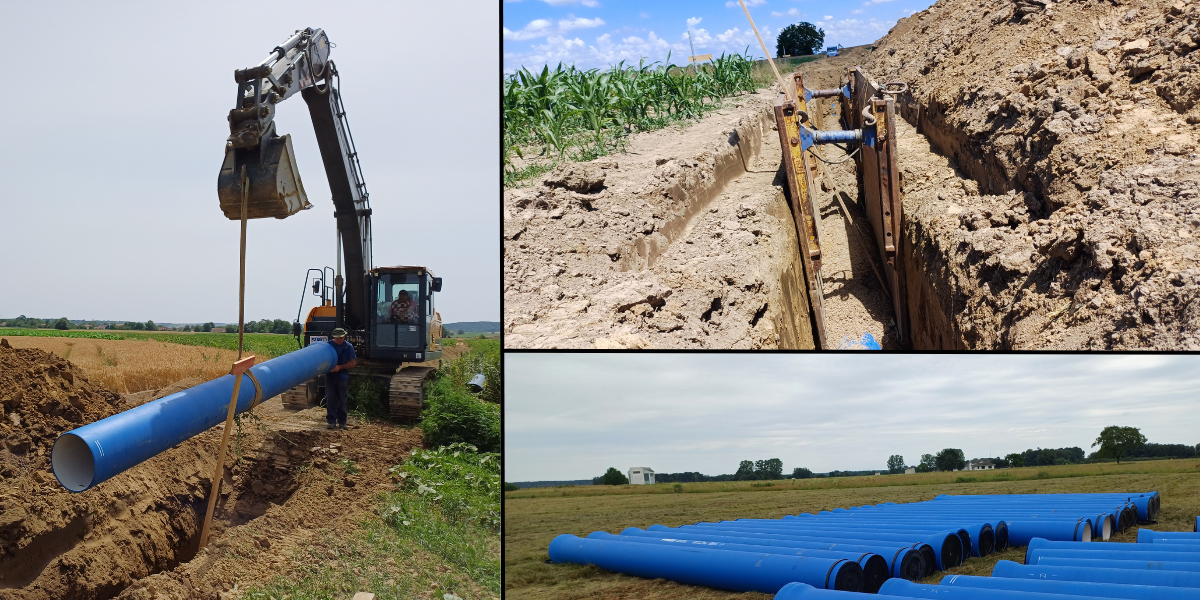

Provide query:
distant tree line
left=655, top=471, right=737, bottom=483
left=0, top=315, right=295, bottom=334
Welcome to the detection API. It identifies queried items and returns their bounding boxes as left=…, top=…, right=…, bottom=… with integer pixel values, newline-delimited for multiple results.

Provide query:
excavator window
left=374, top=273, right=422, bottom=349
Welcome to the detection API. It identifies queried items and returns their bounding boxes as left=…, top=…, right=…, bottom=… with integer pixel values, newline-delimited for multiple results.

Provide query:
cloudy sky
left=503, top=0, right=922, bottom=73
left=504, top=354, right=1200, bottom=482
left=0, top=1, right=498, bottom=325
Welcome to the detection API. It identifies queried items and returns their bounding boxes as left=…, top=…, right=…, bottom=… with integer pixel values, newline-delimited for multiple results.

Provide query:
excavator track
left=388, top=366, right=436, bottom=421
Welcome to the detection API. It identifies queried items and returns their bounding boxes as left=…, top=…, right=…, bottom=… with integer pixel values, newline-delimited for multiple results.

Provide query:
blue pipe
left=993, top=559, right=1200, bottom=588
left=776, top=518, right=995, bottom=557
left=626, top=527, right=926, bottom=580
left=682, top=524, right=963, bottom=570
left=547, top=534, right=864, bottom=593
left=1005, top=519, right=1093, bottom=545
left=1140, top=530, right=1200, bottom=543
left=1030, top=548, right=1200, bottom=564
left=785, top=514, right=1011, bottom=551
left=813, top=129, right=862, bottom=145
left=1152, top=540, right=1200, bottom=547
left=774, top=582, right=914, bottom=600
left=879, top=578, right=1130, bottom=600
left=585, top=532, right=891, bottom=593
left=1027, top=538, right=1200, bottom=560
left=51, top=343, right=337, bottom=491
left=941, top=573, right=1200, bottom=599
left=1034, top=556, right=1200, bottom=572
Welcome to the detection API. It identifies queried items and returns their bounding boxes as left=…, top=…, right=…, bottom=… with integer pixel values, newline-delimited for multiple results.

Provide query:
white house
left=628, top=467, right=655, bottom=485
left=904, top=467, right=916, bottom=475
left=966, top=459, right=995, bottom=471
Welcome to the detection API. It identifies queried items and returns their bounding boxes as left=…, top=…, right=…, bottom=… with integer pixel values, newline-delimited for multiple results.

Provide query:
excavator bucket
left=216, top=133, right=312, bottom=220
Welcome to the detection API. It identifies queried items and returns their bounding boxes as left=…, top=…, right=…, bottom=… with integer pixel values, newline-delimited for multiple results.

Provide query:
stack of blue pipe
left=547, top=492, right=1159, bottom=595
left=772, top=514, right=1200, bottom=600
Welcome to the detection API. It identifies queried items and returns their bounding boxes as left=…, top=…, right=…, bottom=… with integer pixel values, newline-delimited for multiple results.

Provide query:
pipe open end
left=1081, top=521, right=1093, bottom=543
left=1102, top=516, right=1113, bottom=540
left=52, top=434, right=94, bottom=492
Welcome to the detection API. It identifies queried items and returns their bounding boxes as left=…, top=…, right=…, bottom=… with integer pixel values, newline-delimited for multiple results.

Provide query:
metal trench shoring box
left=842, top=67, right=909, bottom=344
left=773, top=71, right=828, bottom=349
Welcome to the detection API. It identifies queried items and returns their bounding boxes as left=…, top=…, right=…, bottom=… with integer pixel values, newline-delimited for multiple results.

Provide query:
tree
left=887, top=454, right=905, bottom=474
left=916, top=453, right=937, bottom=472
left=1006, top=453, right=1025, bottom=468
left=936, top=448, right=966, bottom=472
left=145, top=320, right=156, bottom=331
left=735, top=460, right=757, bottom=480
left=202, top=322, right=214, bottom=333
left=598, top=467, right=629, bottom=485
left=441, top=325, right=450, bottom=338
left=53, top=317, right=70, bottom=330
left=755, top=458, right=784, bottom=480
left=457, top=329, right=465, bottom=335
left=792, top=467, right=813, bottom=479
left=776, top=22, right=825, bottom=57
left=504, top=482, right=519, bottom=492
left=1093, top=426, right=1147, bottom=464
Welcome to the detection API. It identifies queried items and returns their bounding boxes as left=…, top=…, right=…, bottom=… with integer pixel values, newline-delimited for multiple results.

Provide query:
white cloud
left=824, top=14, right=833, bottom=19
left=771, top=8, right=801, bottom=17
left=851, top=8, right=865, bottom=14
left=640, top=12, right=650, bottom=18
left=726, top=0, right=766, bottom=7
left=502, top=15, right=604, bottom=42
left=687, top=16, right=703, bottom=28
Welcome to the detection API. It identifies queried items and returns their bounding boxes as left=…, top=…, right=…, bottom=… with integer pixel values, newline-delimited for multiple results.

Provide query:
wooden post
left=198, top=354, right=256, bottom=549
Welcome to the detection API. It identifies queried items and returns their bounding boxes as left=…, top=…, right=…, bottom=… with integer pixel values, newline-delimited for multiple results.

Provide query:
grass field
left=0, top=327, right=299, bottom=358
left=504, top=460, right=1200, bottom=600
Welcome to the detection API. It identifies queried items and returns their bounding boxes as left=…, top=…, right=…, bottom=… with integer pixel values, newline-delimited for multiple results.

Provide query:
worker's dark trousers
left=325, top=374, right=349, bottom=427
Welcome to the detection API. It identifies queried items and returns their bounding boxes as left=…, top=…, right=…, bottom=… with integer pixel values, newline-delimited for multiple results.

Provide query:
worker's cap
left=331, top=328, right=348, bottom=338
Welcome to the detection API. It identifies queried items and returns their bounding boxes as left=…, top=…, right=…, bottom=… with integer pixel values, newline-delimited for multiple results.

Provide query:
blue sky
left=503, top=0, right=926, bottom=73
left=505, top=354, right=1200, bottom=482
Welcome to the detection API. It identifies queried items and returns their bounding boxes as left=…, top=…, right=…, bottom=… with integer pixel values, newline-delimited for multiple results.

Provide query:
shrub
left=420, top=377, right=500, bottom=452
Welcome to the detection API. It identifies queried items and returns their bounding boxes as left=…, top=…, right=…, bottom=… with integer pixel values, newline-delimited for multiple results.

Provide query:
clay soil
left=504, top=0, right=1200, bottom=349
left=0, top=340, right=440, bottom=600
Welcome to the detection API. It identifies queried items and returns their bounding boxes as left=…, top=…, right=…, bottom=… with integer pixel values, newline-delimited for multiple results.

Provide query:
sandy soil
left=0, top=342, right=442, bottom=600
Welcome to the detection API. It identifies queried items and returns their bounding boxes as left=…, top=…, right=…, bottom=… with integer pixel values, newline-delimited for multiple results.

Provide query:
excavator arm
left=217, top=27, right=373, bottom=332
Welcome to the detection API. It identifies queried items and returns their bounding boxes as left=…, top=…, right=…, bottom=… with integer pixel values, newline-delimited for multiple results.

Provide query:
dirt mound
left=0, top=341, right=123, bottom=478
left=859, top=0, right=1200, bottom=347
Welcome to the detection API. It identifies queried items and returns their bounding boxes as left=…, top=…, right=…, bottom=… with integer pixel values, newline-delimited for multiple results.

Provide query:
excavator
left=216, top=27, right=442, bottom=420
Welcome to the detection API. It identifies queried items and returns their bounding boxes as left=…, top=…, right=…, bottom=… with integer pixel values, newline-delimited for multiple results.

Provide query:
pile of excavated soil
left=0, top=340, right=428, bottom=599
left=504, top=89, right=819, bottom=349
left=865, top=0, right=1200, bottom=348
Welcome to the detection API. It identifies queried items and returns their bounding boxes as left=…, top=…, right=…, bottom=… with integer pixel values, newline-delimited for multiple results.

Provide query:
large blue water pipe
left=547, top=534, right=865, bottom=593
left=721, top=520, right=976, bottom=559
left=678, top=523, right=962, bottom=570
left=1032, top=556, right=1200, bottom=572
left=1140, top=530, right=1200, bottom=543
left=773, top=582, right=913, bottom=600
left=1030, top=548, right=1200, bottom=564
left=940, top=573, right=1200, bottom=600
left=1027, top=537, right=1200, bottom=562
left=625, top=527, right=926, bottom=580
left=880, top=578, right=1130, bottom=600
left=51, top=342, right=337, bottom=492
left=773, top=517, right=997, bottom=557
left=993, top=559, right=1200, bottom=588
left=585, top=532, right=891, bottom=593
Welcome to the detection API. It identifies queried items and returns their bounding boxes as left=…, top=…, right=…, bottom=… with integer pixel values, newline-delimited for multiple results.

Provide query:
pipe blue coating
left=1141, top=530, right=1200, bottom=543
left=683, top=524, right=962, bottom=570
left=1034, top=556, right=1200, bottom=572
left=1006, top=519, right=1093, bottom=545
left=1030, top=548, right=1200, bottom=564
left=941, top=573, right=1200, bottom=600
left=51, top=343, right=337, bottom=492
left=783, top=515, right=1010, bottom=551
left=992, top=559, right=1200, bottom=588
left=1028, top=538, right=1200, bottom=560
left=547, top=534, right=865, bottom=593
left=1152, top=540, right=1200, bottom=547
left=774, top=519, right=994, bottom=557
left=774, top=581, right=915, bottom=600
left=812, top=129, right=862, bottom=145
left=586, top=532, right=892, bottom=593
left=879, top=578, right=1133, bottom=600
left=632, top=526, right=927, bottom=580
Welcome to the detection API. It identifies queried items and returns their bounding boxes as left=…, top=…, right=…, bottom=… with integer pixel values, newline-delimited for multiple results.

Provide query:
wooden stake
left=738, top=0, right=794, bottom=103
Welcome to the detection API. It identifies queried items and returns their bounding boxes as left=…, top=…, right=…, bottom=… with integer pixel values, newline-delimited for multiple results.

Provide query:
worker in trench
left=326, top=327, right=357, bottom=430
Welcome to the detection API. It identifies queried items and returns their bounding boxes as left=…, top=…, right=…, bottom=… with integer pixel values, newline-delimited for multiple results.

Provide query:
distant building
left=966, top=459, right=995, bottom=471
left=627, top=467, right=655, bottom=485
left=211, top=327, right=227, bottom=333
left=904, top=467, right=916, bottom=475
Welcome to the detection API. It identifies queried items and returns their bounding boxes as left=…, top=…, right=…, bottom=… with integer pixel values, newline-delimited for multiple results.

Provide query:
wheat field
left=1, top=336, right=262, bottom=393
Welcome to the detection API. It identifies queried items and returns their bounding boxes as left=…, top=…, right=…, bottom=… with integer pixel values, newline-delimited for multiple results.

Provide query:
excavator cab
left=368, top=266, right=442, bottom=363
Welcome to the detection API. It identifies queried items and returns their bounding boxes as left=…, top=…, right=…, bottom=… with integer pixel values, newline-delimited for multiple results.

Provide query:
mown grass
left=504, top=461, right=1200, bottom=600
left=503, top=52, right=759, bottom=187
left=505, top=459, right=1200, bottom=499
left=245, top=444, right=501, bottom=600
left=0, top=327, right=299, bottom=359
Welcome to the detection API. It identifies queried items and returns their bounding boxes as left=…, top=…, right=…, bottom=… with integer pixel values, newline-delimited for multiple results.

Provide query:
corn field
left=503, top=52, right=760, bottom=186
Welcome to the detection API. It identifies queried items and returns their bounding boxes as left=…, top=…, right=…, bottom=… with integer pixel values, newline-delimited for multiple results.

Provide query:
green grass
left=244, top=444, right=501, bottom=600
left=0, top=327, right=300, bottom=358
left=505, top=460, right=1200, bottom=600
left=504, top=52, right=760, bottom=187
